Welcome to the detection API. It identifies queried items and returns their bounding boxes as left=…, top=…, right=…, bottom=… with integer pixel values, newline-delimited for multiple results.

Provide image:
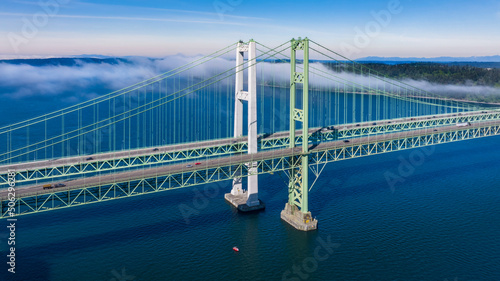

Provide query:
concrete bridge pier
left=281, top=203, right=317, bottom=231
left=225, top=40, right=265, bottom=212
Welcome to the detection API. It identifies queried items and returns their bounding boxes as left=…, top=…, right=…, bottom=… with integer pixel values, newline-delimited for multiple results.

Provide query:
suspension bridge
left=1, top=38, right=499, bottom=231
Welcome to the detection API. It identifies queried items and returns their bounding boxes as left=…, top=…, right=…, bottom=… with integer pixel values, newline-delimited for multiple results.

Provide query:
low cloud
left=401, top=79, right=500, bottom=97
left=0, top=56, right=498, bottom=103
left=0, top=54, right=243, bottom=100
left=0, top=60, right=154, bottom=100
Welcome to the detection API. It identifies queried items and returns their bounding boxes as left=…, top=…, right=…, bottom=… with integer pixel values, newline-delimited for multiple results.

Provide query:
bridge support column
left=226, top=40, right=265, bottom=212
left=231, top=41, right=245, bottom=196
left=281, top=38, right=317, bottom=231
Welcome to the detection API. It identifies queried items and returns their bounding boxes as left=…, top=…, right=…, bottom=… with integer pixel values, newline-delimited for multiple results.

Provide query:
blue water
left=1, top=134, right=499, bottom=280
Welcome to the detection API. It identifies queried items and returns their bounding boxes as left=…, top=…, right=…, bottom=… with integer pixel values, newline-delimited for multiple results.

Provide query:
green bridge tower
left=280, top=38, right=318, bottom=231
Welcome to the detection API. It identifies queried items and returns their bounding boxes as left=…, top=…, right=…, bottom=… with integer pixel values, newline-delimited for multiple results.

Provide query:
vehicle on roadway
left=195, top=162, right=202, bottom=165
left=43, top=183, right=66, bottom=190
left=186, top=164, right=193, bottom=168
left=456, top=122, right=471, bottom=127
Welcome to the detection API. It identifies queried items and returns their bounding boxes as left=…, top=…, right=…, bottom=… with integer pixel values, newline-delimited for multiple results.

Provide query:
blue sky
left=1, top=0, right=500, bottom=59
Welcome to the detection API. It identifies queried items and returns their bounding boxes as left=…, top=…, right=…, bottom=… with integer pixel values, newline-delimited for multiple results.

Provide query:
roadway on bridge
left=2, top=118, right=499, bottom=199
left=0, top=110, right=492, bottom=173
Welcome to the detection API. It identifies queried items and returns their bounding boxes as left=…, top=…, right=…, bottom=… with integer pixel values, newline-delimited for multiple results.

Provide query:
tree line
left=322, top=62, right=500, bottom=103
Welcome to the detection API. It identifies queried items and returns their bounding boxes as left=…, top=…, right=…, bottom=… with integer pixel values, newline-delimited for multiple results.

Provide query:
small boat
left=233, top=246, right=239, bottom=252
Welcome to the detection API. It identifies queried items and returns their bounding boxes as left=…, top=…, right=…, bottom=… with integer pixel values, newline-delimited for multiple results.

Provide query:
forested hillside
left=358, top=63, right=500, bottom=87
left=322, top=62, right=500, bottom=103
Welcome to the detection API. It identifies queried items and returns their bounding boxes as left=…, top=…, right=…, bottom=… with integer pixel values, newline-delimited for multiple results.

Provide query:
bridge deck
left=2, top=118, right=499, bottom=199
left=0, top=110, right=494, bottom=173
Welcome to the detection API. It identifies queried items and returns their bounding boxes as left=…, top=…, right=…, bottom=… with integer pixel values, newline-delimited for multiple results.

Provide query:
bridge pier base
left=280, top=203, right=318, bottom=231
left=230, top=178, right=244, bottom=195
left=225, top=191, right=265, bottom=212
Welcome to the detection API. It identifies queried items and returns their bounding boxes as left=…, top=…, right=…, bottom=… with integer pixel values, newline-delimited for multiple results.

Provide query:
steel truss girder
left=309, top=126, right=500, bottom=164
left=2, top=124, right=500, bottom=218
left=1, top=111, right=500, bottom=188
left=1, top=155, right=299, bottom=218
left=336, top=112, right=500, bottom=138
left=261, top=111, right=500, bottom=147
left=0, top=142, right=247, bottom=187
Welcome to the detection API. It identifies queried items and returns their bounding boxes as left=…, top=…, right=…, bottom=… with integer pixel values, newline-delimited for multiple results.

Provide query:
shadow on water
left=21, top=207, right=235, bottom=258
left=22, top=181, right=235, bottom=229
